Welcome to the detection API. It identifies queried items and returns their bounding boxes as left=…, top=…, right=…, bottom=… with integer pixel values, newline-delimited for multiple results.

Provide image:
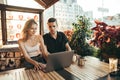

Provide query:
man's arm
left=61, top=32, right=72, bottom=51
left=65, top=42, right=72, bottom=51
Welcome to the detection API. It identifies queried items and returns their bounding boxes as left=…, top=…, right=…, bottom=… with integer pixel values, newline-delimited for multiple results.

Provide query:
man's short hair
left=48, top=18, right=56, bottom=22
left=48, top=18, right=58, bottom=26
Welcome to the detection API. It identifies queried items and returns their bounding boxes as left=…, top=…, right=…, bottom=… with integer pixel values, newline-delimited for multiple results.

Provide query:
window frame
left=0, top=4, right=44, bottom=45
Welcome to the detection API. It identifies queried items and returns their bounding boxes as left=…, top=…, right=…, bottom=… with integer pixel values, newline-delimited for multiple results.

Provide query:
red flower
left=64, top=30, right=74, bottom=41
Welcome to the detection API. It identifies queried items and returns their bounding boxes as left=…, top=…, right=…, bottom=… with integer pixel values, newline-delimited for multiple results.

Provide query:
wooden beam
left=34, top=0, right=59, bottom=9
left=35, top=0, right=47, bottom=8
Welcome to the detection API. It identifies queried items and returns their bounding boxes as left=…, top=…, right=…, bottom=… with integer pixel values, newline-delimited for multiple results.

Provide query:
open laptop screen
left=44, top=50, right=74, bottom=72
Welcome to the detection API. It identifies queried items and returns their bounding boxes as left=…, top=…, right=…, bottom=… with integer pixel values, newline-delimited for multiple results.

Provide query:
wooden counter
left=0, top=44, right=22, bottom=71
left=0, top=44, right=19, bottom=52
left=0, top=56, right=113, bottom=80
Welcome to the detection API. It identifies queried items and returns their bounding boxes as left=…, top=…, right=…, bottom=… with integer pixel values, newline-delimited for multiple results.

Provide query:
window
left=6, top=11, right=39, bottom=41
left=0, top=4, right=43, bottom=44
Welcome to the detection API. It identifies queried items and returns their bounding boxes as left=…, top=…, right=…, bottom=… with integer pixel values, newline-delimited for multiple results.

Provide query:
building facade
left=43, top=0, right=84, bottom=33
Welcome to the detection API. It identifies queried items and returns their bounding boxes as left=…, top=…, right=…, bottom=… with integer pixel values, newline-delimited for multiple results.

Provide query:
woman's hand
left=34, top=62, right=46, bottom=71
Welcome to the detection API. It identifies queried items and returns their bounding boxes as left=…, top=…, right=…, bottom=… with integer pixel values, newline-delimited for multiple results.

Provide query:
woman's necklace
left=28, top=36, right=37, bottom=47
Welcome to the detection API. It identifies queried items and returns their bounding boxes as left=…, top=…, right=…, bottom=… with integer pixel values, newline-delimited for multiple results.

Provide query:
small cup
left=78, top=57, right=85, bottom=66
left=0, top=39, right=3, bottom=48
left=109, top=58, right=118, bottom=72
left=72, top=54, right=77, bottom=63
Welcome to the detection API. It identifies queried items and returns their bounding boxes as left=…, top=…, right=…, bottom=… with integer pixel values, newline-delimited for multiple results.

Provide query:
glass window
left=6, top=11, right=40, bottom=41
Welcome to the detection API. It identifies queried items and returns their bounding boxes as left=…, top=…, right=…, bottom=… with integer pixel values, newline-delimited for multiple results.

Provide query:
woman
left=18, top=19, right=48, bottom=70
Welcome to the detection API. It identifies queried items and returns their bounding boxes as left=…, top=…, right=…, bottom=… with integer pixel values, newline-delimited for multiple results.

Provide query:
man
left=43, top=18, right=71, bottom=53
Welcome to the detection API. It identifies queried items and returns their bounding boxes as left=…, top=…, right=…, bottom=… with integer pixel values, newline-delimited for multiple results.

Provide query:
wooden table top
left=0, top=56, right=111, bottom=80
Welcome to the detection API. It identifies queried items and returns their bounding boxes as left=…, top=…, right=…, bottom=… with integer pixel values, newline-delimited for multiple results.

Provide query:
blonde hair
left=21, top=19, right=37, bottom=41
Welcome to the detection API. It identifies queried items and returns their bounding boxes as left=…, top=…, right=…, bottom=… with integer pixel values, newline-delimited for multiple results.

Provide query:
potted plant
left=69, top=16, right=93, bottom=57
left=90, top=20, right=120, bottom=61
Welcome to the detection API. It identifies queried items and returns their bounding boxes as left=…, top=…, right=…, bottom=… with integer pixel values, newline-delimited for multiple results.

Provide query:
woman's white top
left=24, top=43, right=42, bottom=57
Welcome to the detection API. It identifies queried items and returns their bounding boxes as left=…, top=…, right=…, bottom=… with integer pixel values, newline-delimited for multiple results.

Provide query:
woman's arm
left=18, top=39, right=41, bottom=70
left=38, top=35, right=48, bottom=61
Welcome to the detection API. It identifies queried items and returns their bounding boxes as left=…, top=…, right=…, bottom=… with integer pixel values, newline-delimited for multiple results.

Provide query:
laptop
left=43, top=50, right=74, bottom=72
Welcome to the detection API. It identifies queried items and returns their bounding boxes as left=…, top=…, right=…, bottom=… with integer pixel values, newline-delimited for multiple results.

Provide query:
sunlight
left=77, top=0, right=120, bottom=18
left=7, top=0, right=44, bottom=9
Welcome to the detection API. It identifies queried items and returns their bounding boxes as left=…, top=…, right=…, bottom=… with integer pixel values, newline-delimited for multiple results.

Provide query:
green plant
left=70, top=16, right=93, bottom=56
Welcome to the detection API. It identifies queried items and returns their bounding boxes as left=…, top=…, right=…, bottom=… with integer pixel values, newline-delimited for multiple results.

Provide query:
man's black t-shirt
left=43, top=32, right=68, bottom=53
